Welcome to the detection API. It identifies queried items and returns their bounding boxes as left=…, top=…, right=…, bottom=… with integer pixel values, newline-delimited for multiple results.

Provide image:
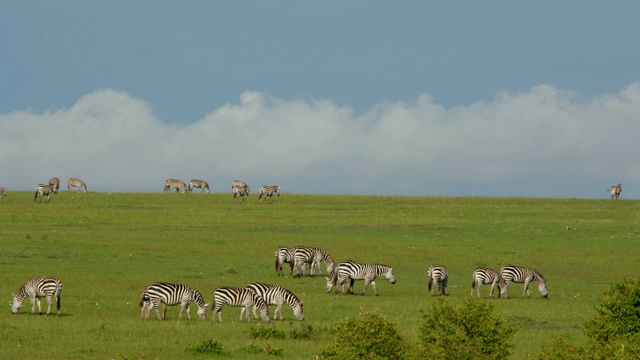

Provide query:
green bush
left=418, top=298, right=516, bottom=360
left=249, top=325, right=286, bottom=340
left=186, top=338, right=225, bottom=355
left=320, top=309, right=406, bottom=360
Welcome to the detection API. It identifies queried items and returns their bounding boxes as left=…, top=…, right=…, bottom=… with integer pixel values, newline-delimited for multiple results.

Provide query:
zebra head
left=536, top=275, right=548, bottom=298
left=197, top=303, right=210, bottom=320
left=293, top=302, right=305, bottom=321
left=11, top=293, right=24, bottom=314
left=385, top=267, right=396, bottom=284
left=325, top=272, right=335, bottom=293
left=253, top=294, right=271, bottom=323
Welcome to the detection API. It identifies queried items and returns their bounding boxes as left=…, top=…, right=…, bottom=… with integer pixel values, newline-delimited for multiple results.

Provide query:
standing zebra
left=608, top=183, right=622, bottom=200
left=139, top=282, right=209, bottom=320
left=331, top=260, right=396, bottom=296
left=274, top=246, right=296, bottom=276
left=293, top=246, right=335, bottom=277
left=48, top=177, right=60, bottom=194
left=428, top=264, right=449, bottom=296
left=246, top=282, right=304, bottom=321
left=471, top=267, right=505, bottom=298
left=259, top=185, right=281, bottom=203
left=0, top=186, right=6, bottom=200
left=164, top=179, right=187, bottom=193
left=189, top=179, right=210, bottom=193
left=35, top=184, right=54, bottom=203
left=12, top=276, right=62, bottom=316
left=67, top=177, right=87, bottom=192
left=500, top=265, right=548, bottom=298
left=232, top=180, right=249, bottom=192
left=212, top=286, right=270, bottom=323
left=233, top=186, right=248, bottom=203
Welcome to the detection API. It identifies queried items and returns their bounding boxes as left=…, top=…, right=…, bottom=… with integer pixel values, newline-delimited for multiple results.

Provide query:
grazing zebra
left=608, top=183, right=622, bottom=200
left=233, top=186, right=249, bottom=203
left=331, top=260, right=396, bottom=296
left=164, top=179, right=187, bottom=193
left=212, top=286, right=270, bottom=323
left=139, top=282, right=209, bottom=320
left=35, top=184, right=54, bottom=203
left=48, top=178, right=60, bottom=194
left=246, top=282, right=304, bottom=321
left=500, top=265, right=548, bottom=298
left=189, top=179, right=210, bottom=193
left=67, top=177, right=87, bottom=192
left=293, top=246, right=335, bottom=277
left=259, top=185, right=281, bottom=203
left=428, top=264, right=449, bottom=296
left=12, top=276, right=62, bottom=316
left=274, top=246, right=296, bottom=276
left=471, top=267, right=505, bottom=298
left=232, top=180, right=249, bottom=191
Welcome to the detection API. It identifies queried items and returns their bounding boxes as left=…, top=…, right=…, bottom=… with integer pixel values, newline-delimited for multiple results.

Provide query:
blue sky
left=1, top=1, right=639, bottom=197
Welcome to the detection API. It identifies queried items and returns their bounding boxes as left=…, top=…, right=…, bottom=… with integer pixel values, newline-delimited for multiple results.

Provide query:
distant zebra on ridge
left=164, top=179, right=187, bottom=193
left=0, top=186, right=6, bottom=200
left=189, top=179, right=210, bottom=193
left=35, top=184, right=54, bottom=203
left=329, top=260, right=396, bottom=296
left=48, top=178, right=60, bottom=194
left=259, top=185, right=280, bottom=203
left=471, top=267, right=505, bottom=298
left=293, top=246, right=335, bottom=277
left=212, top=286, right=270, bottom=323
left=233, top=186, right=248, bottom=203
left=608, top=183, right=622, bottom=200
left=12, top=276, right=62, bottom=316
left=500, top=265, right=548, bottom=298
left=428, top=264, right=449, bottom=296
left=275, top=246, right=296, bottom=276
left=67, top=178, right=87, bottom=192
left=139, top=282, right=209, bottom=320
left=246, top=282, right=304, bottom=321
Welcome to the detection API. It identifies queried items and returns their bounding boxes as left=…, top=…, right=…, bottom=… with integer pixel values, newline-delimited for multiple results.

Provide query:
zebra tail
left=57, top=288, right=61, bottom=312
left=139, top=291, right=146, bottom=307
left=275, top=256, right=279, bottom=272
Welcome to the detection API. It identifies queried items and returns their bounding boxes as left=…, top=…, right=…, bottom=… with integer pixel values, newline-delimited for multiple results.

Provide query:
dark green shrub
left=249, top=325, right=286, bottom=340
left=320, top=309, right=405, bottom=360
left=186, top=338, right=225, bottom=355
left=418, top=298, right=516, bottom=360
left=289, top=323, right=316, bottom=340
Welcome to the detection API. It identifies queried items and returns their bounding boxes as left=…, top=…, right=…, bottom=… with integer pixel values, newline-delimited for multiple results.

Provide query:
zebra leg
left=45, top=295, right=52, bottom=316
left=153, top=301, right=163, bottom=320
left=240, top=307, right=247, bottom=322
left=30, top=295, right=38, bottom=314
left=371, top=280, right=379, bottom=296
left=523, top=279, right=531, bottom=297
left=276, top=303, right=283, bottom=320
left=428, top=278, right=435, bottom=296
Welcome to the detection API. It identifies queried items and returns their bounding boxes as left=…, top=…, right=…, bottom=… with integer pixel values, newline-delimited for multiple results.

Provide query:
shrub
left=418, top=298, right=516, bottom=360
left=186, top=338, right=225, bottom=355
left=320, top=309, right=406, bottom=360
left=249, top=325, right=286, bottom=340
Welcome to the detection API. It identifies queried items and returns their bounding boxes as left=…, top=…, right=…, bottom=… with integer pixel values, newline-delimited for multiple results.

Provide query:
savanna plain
left=0, top=192, right=638, bottom=359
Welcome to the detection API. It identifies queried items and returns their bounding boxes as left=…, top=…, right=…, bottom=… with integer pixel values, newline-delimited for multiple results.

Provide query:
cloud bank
left=1, top=84, right=638, bottom=198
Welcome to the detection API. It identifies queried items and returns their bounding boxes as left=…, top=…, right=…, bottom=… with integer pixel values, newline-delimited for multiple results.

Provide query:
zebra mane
left=533, top=271, right=546, bottom=283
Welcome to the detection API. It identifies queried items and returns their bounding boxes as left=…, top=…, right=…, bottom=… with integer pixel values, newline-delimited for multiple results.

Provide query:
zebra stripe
left=12, top=276, right=62, bottom=316
left=274, top=246, right=295, bottom=276
left=35, top=184, right=54, bottom=203
left=293, top=246, right=335, bottom=277
left=139, top=282, right=209, bottom=320
left=471, top=267, right=505, bottom=298
left=608, top=183, right=622, bottom=200
left=164, top=179, right=187, bottom=193
left=259, top=185, right=280, bottom=203
left=189, top=179, right=210, bottom=193
left=233, top=186, right=248, bottom=203
left=428, top=264, right=449, bottom=296
left=331, top=260, right=396, bottom=296
left=212, top=286, right=270, bottom=323
left=500, top=265, right=548, bottom=298
left=67, top=177, right=87, bottom=192
left=48, top=178, right=60, bottom=194
left=246, top=282, right=304, bottom=321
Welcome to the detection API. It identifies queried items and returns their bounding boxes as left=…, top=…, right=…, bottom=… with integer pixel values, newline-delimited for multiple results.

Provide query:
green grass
left=1, top=192, right=638, bottom=359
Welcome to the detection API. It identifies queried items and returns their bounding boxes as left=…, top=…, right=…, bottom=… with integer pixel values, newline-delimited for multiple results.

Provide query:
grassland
left=0, top=192, right=638, bottom=359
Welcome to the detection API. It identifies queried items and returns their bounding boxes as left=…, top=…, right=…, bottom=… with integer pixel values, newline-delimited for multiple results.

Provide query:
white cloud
left=1, top=84, right=638, bottom=197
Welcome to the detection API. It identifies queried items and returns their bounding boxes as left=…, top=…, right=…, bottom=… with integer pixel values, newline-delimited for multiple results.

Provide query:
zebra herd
left=33, top=177, right=87, bottom=203
left=162, top=179, right=281, bottom=204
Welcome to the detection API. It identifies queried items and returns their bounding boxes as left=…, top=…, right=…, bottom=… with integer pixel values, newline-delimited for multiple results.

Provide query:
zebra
left=138, top=282, right=209, bottom=320
left=0, top=186, right=6, bottom=200
left=233, top=186, right=248, bottom=203
left=246, top=282, right=304, bottom=321
left=48, top=177, right=60, bottom=194
left=189, top=179, right=210, bottom=193
left=35, top=184, right=54, bottom=203
left=331, top=260, right=396, bottom=296
left=499, top=265, right=548, bottom=298
left=274, top=246, right=296, bottom=276
left=212, top=286, right=270, bottom=323
left=12, top=276, right=62, bottom=316
left=232, top=180, right=249, bottom=192
left=471, top=267, right=505, bottom=298
left=428, top=264, right=449, bottom=296
left=608, top=183, right=622, bottom=200
left=164, top=179, right=187, bottom=193
left=259, top=185, right=280, bottom=203
left=67, top=177, right=87, bottom=192
left=292, top=246, right=335, bottom=277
